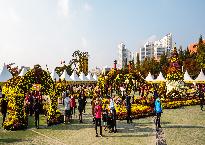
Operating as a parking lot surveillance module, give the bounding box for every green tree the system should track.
[159,53,169,77]
[135,53,140,71]
[55,64,73,76]
[149,57,160,78]
[196,35,205,70]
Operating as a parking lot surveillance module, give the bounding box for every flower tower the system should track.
[166,47,184,94]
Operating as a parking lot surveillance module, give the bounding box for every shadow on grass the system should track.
[164,125,205,129]
[104,133,155,138]
[0,138,22,143]
[47,118,94,130]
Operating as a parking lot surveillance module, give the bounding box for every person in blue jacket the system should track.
[154,96,162,129]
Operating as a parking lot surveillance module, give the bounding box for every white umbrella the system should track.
[51,70,60,81]
[60,70,72,81]
[195,69,205,83]
[19,68,28,77]
[79,72,89,81]
[154,72,166,83]
[145,72,154,82]
[183,70,193,83]
[0,65,13,82]
[87,73,96,82]
[93,74,98,81]
[70,71,81,82]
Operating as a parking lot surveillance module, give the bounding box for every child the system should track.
[102,105,108,131]
[107,111,114,133]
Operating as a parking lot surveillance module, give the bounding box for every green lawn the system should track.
[161,105,205,145]
[0,102,205,145]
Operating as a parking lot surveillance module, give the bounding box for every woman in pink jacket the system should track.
[95,100,102,137]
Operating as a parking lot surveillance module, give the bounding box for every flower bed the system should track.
[162,97,200,109]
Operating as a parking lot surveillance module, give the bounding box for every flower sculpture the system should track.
[2,65,62,130]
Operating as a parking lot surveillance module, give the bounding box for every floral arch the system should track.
[2,65,61,130]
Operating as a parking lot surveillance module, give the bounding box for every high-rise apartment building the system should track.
[118,42,133,69]
[139,33,172,61]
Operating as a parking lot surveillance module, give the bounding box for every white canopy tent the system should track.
[93,74,98,81]
[0,65,13,82]
[70,71,81,82]
[19,68,28,77]
[194,69,205,83]
[51,70,60,81]
[145,72,154,82]
[154,72,166,83]
[60,70,72,81]
[79,72,89,82]
[183,70,194,83]
[87,73,96,82]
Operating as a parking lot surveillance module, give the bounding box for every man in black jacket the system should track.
[198,84,204,111]
[1,94,8,126]
[126,95,132,124]
[33,99,40,129]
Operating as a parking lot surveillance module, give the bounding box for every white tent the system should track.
[195,69,205,83]
[60,70,72,81]
[93,74,98,81]
[51,70,60,81]
[154,72,166,82]
[145,72,154,82]
[183,70,194,83]
[0,65,13,82]
[79,72,89,81]
[70,71,81,82]
[19,68,28,77]
[87,73,96,82]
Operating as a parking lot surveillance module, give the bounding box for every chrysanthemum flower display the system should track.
[166,47,183,81]
[2,65,62,130]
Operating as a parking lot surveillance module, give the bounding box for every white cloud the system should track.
[83,2,92,12]
[57,0,70,17]
[145,35,157,43]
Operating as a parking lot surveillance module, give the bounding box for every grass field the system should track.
[161,105,205,145]
[0,100,205,145]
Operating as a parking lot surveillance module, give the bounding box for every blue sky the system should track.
[0,0,205,71]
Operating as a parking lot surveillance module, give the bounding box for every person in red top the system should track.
[95,100,102,137]
[70,95,76,118]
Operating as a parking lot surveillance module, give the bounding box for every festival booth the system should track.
[70,71,81,84]
[19,67,28,77]
[0,65,13,83]
[183,70,194,83]
[153,72,166,83]
[145,72,154,83]
[60,70,72,82]
[93,73,98,81]
[86,73,96,82]
[194,69,205,83]
[79,72,89,83]
[51,70,60,82]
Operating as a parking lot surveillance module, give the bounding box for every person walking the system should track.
[198,84,204,111]
[83,93,87,113]
[33,98,40,129]
[109,97,117,132]
[154,96,162,130]
[78,94,84,123]
[126,95,132,124]
[1,94,8,126]
[64,95,71,123]
[70,95,76,117]
[95,100,102,137]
